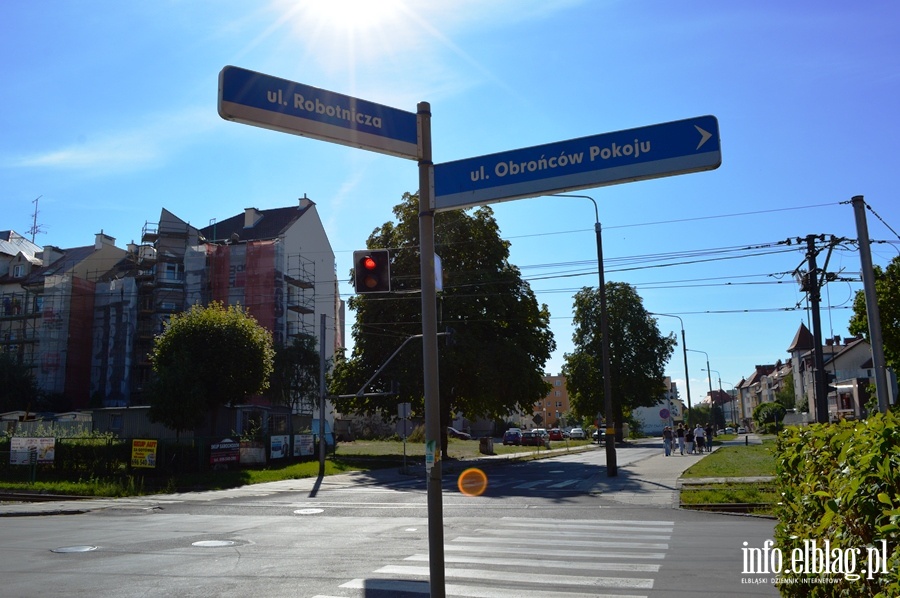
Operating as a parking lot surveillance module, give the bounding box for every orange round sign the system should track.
[457,467,488,497]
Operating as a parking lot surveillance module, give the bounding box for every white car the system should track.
[568,427,586,440]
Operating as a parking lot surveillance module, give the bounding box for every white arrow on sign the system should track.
[695,125,713,150]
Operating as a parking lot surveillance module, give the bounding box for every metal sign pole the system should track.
[417,101,445,598]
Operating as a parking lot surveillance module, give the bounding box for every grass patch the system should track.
[680,483,778,505]
[679,439,778,515]
[680,440,776,478]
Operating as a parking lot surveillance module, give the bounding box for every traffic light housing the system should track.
[353,249,391,293]
[825,371,837,395]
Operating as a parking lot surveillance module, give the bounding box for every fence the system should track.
[0,434,325,482]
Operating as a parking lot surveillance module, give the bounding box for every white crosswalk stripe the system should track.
[325,516,675,597]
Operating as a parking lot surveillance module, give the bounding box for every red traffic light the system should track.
[353,249,391,293]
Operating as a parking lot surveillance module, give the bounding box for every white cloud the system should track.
[11,106,217,174]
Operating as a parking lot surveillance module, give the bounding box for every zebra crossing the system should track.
[312,516,674,597]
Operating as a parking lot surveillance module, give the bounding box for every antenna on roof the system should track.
[27,195,47,243]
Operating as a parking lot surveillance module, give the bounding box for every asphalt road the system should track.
[0,444,779,597]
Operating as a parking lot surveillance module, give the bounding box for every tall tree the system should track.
[849,255,900,372]
[563,283,676,439]
[269,335,321,416]
[0,351,40,413]
[148,302,274,435]
[330,192,555,455]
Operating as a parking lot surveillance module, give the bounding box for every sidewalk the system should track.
[585,439,712,508]
[0,435,768,516]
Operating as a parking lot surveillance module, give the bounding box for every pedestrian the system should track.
[705,423,714,452]
[685,427,695,454]
[662,426,673,456]
[694,423,706,453]
[676,423,686,455]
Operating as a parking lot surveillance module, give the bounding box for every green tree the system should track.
[774,372,797,410]
[849,255,900,372]
[0,352,40,413]
[562,283,676,440]
[269,335,321,415]
[330,192,555,455]
[148,302,275,435]
[753,401,786,432]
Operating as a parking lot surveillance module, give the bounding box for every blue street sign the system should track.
[218,66,419,160]
[433,115,721,211]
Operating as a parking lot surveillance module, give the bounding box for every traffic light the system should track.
[353,249,391,293]
[825,372,837,395]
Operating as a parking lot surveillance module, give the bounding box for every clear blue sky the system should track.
[3,1,898,407]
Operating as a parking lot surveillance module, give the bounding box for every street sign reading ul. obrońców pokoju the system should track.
[218,65,419,160]
[433,115,721,211]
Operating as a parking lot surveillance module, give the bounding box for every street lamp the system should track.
[554,193,616,477]
[651,313,693,427]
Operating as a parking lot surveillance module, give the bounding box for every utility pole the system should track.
[805,235,830,423]
[851,196,890,413]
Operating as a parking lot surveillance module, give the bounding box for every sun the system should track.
[278,0,408,34]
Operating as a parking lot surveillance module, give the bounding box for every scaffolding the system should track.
[285,252,315,342]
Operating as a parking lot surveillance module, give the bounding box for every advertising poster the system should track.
[10,437,55,465]
[294,434,314,457]
[270,435,289,459]
[131,439,158,468]
[210,438,240,465]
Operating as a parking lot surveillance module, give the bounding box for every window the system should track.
[160,262,184,282]
[109,414,123,433]
[13,264,25,278]
[554,380,562,386]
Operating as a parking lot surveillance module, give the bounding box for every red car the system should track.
[548,428,564,441]
[521,431,549,448]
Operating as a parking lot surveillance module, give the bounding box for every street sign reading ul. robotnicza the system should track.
[433,115,721,211]
[218,65,419,160]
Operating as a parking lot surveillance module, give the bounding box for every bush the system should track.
[774,413,900,597]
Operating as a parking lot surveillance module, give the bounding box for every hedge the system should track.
[774,412,900,597]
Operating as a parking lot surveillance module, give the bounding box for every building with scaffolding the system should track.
[3,198,341,437]
[0,231,127,410]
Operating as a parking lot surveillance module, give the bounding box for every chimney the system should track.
[244,207,263,228]
[95,231,116,249]
[298,195,313,210]
[40,245,64,266]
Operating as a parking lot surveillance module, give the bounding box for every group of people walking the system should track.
[662,423,714,456]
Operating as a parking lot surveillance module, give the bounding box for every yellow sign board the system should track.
[131,439,158,468]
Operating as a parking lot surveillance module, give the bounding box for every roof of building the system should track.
[0,230,41,261]
[786,322,815,353]
[199,201,315,243]
[744,364,777,387]
[21,245,96,285]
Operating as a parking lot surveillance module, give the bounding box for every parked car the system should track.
[548,428,564,441]
[502,428,522,445]
[533,428,549,440]
[568,427,586,440]
[737,426,747,434]
[521,431,549,448]
[447,426,472,440]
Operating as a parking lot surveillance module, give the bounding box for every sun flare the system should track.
[287,0,408,34]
